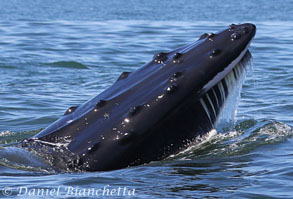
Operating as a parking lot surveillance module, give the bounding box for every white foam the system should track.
[169,129,242,159]
[0,131,15,137]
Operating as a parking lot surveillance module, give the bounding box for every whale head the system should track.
[21,23,256,171]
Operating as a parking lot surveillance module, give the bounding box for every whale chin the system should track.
[20,23,256,172]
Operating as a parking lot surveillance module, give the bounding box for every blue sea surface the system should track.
[1,1,293,198]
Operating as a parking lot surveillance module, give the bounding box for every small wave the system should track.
[0,64,18,69]
[167,129,242,161]
[46,61,89,69]
[0,130,55,173]
[0,147,55,173]
[0,129,42,147]
[169,120,293,160]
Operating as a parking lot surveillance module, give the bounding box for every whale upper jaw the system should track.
[20,23,256,171]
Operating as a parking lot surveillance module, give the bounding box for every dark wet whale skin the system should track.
[20,23,256,171]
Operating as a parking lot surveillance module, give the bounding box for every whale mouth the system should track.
[199,50,252,127]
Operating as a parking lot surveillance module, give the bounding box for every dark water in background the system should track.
[1,0,293,198]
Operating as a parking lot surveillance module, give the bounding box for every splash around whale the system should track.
[19,23,256,172]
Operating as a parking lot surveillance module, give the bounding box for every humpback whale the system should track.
[19,23,256,171]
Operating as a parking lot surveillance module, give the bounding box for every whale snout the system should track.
[229,23,256,41]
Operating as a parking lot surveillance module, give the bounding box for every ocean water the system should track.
[1,1,293,198]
